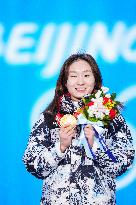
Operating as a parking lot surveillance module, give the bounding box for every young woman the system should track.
[23,53,135,205]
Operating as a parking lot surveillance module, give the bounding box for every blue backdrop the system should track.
[0,0,136,204]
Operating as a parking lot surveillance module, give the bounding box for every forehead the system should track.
[68,60,92,72]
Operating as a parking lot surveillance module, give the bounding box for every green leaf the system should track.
[83,106,89,118]
[82,97,86,104]
[111,93,116,100]
[88,117,98,122]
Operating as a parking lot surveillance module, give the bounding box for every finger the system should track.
[60,124,75,133]
[84,124,92,129]
[62,123,75,129]
[66,129,76,136]
[84,129,92,135]
[84,129,94,134]
[63,125,76,134]
[59,128,66,135]
[84,127,94,134]
[84,132,95,140]
[84,126,93,131]
[60,128,76,139]
[60,124,70,132]
[67,132,76,139]
[64,127,75,135]
[63,123,72,128]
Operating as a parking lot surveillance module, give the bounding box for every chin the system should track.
[76,94,85,99]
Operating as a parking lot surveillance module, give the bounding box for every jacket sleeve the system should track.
[22,113,66,179]
[94,114,135,178]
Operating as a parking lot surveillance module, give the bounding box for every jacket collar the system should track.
[59,93,84,115]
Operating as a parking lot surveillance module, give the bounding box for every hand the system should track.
[84,124,95,147]
[59,124,76,153]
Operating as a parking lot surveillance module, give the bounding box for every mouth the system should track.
[75,88,86,92]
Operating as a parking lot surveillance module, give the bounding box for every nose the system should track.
[77,76,85,85]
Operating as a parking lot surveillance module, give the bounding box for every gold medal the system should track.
[60,114,77,127]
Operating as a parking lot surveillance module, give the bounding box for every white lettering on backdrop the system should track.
[0,22,136,77]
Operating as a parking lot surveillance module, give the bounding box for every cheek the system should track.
[86,80,95,92]
[86,79,95,87]
[66,81,74,92]
[66,79,76,87]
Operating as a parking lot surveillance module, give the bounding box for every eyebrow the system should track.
[69,70,92,73]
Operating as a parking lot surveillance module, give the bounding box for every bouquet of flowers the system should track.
[55,87,121,162]
[75,86,121,126]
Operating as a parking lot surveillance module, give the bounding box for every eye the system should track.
[70,75,77,78]
[84,74,90,77]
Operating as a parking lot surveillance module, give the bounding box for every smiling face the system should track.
[66,60,95,101]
